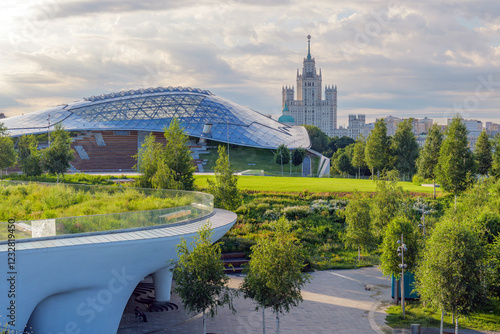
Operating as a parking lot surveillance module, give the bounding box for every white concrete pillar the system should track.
[153,266,174,302]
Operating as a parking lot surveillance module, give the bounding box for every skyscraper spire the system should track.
[307,35,311,60]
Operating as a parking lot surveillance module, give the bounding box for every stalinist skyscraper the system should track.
[281,35,337,136]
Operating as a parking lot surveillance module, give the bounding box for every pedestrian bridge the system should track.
[0,182,236,334]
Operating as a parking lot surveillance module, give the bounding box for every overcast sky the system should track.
[1,0,499,127]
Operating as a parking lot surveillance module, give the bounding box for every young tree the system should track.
[18,135,42,177]
[42,123,74,182]
[343,194,374,261]
[392,119,419,180]
[0,123,17,178]
[274,144,290,175]
[370,171,408,238]
[134,132,163,188]
[416,124,443,198]
[380,215,420,278]
[164,118,196,190]
[174,222,235,334]
[240,216,311,334]
[334,152,351,177]
[435,115,475,208]
[207,145,241,211]
[474,130,492,176]
[492,134,500,178]
[291,148,306,166]
[352,135,367,178]
[365,119,390,178]
[415,218,486,334]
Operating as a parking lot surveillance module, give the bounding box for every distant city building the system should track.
[281,35,337,136]
[448,118,483,150]
[486,121,500,136]
[0,112,5,119]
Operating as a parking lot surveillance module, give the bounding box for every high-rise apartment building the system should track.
[281,36,337,136]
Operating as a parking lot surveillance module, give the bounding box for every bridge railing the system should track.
[0,181,214,243]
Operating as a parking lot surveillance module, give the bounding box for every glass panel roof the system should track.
[2,87,310,149]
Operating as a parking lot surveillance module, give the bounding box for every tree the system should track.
[291,148,306,166]
[304,125,328,153]
[174,222,235,334]
[380,215,420,278]
[435,115,475,208]
[240,216,310,334]
[352,135,367,178]
[0,123,17,178]
[334,152,351,177]
[207,145,241,211]
[18,135,42,177]
[343,194,374,261]
[370,171,408,238]
[274,144,290,175]
[492,134,500,178]
[475,130,492,176]
[415,218,486,333]
[392,119,419,180]
[41,123,74,182]
[416,124,443,198]
[365,119,390,178]
[164,118,196,190]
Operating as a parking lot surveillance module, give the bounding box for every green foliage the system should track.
[207,145,241,211]
[240,216,311,316]
[134,118,195,190]
[342,193,374,252]
[415,218,486,317]
[416,123,443,180]
[18,135,42,176]
[370,172,409,237]
[380,215,420,278]
[164,118,196,190]
[435,115,475,197]
[334,152,351,176]
[486,237,500,298]
[41,123,74,179]
[274,144,290,165]
[174,223,235,322]
[0,122,17,174]
[365,119,391,176]
[391,119,419,177]
[292,148,306,166]
[134,133,163,188]
[352,135,367,176]
[475,130,492,175]
[304,125,328,153]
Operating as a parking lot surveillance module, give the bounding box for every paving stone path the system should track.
[118,266,394,334]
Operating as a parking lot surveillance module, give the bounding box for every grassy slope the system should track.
[195,175,441,194]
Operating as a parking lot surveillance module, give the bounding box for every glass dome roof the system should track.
[3,87,310,149]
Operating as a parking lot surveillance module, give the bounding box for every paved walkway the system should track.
[118,266,394,334]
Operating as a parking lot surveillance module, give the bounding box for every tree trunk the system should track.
[262,308,266,334]
[57,173,60,183]
[433,178,436,200]
[358,246,360,262]
[455,316,458,334]
[454,195,457,211]
[452,312,454,325]
[203,309,206,334]
[276,314,280,334]
[440,310,444,334]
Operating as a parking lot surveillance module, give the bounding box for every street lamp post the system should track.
[397,234,407,319]
[418,210,427,241]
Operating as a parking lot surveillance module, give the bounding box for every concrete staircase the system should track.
[221,252,249,274]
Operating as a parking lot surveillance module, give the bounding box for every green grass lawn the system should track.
[195,175,442,194]
[386,299,500,331]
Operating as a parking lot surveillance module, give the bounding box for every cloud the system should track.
[1,0,500,125]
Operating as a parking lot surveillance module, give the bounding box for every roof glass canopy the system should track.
[3,86,310,149]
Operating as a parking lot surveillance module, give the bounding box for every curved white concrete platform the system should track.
[0,209,236,334]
